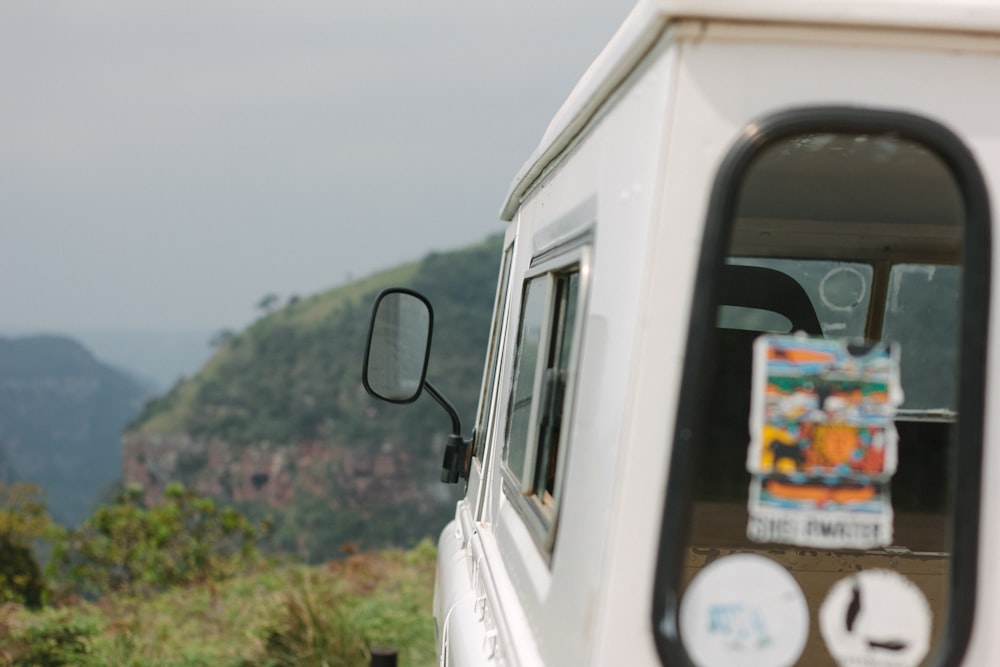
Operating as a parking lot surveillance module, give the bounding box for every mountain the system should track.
[0,335,153,525]
[124,234,504,560]
[0,328,217,395]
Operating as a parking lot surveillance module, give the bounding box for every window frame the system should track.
[500,241,591,555]
[472,241,515,463]
[652,107,991,666]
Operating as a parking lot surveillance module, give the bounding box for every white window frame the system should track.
[500,241,591,554]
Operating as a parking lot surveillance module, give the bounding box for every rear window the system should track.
[654,110,989,667]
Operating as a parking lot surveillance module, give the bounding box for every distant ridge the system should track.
[0,334,152,524]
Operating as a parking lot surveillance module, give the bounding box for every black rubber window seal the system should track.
[651,106,991,667]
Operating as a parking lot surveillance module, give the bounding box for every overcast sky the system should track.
[0,1,634,334]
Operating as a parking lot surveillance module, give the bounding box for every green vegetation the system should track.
[0,543,436,667]
[49,483,261,600]
[257,543,436,667]
[0,482,437,666]
[239,492,452,565]
[0,483,50,609]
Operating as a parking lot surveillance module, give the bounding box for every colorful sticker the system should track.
[819,570,932,667]
[680,553,809,667]
[746,335,902,549]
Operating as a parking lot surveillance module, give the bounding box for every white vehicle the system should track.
[363,0,1000,665]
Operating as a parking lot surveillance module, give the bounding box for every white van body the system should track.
[429,1,1000,665]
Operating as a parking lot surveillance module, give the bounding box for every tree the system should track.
[210,329,236,349]
[257,293,280,313]
[0,482,52,607]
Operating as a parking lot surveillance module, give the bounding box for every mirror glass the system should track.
[364,290,432,402]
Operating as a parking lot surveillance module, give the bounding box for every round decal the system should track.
[680,553,809,667]
[819,265,868,312]
[819,569,932,667]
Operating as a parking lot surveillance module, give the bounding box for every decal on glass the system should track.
[819,570,932,667]
[745,335,902,549]
[680,553,809,667]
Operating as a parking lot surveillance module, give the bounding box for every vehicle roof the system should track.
[500,0,1000,220]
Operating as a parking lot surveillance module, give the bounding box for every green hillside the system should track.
[126,234,504,557]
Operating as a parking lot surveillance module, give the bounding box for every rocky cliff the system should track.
[121,432,454,560]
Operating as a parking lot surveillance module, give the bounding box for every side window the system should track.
[654,111,989,667]
[503,257,585,546]
[531,272,579,507]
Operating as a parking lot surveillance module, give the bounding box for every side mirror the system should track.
[362,287,471,485]
[363,289,433,403]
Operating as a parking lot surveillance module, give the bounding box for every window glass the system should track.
[656,119,986,667]
[532,272,579,504]
[504,278,547,480]
[883,264,961,412]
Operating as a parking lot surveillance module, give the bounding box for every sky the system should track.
[0,0,635,335]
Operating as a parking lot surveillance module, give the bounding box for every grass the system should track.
[0,541,437,667]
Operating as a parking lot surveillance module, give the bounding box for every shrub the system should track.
[0,611,100,667]
[0,539,44,609]
[257,570,367,667]
[0,483,51,608]
[49,483,261,599]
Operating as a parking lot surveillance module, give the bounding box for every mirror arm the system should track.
[423,380,462,435]
[423,380,470,484]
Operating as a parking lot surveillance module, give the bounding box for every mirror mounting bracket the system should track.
[440,434,471,484]
[424,381,470,484]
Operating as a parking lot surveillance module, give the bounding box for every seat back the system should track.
[700,265,822,501]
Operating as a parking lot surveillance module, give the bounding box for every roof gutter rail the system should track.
[500,1,669,221]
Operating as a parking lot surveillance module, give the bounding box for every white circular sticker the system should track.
[819,569,932,667]
[680,553,809,667]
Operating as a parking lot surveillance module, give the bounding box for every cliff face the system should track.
[121,432,457,561]
[121,434,439,513]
